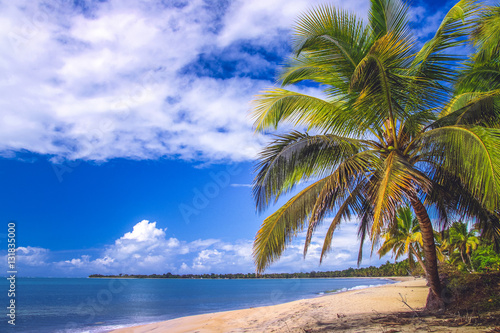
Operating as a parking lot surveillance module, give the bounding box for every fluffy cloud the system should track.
[15,246,50,267]
[2,0,449,164]
[0,219,391,277]
[97,220,187,272]
[2,0,373,163]
[216,0,372,48]
[121,220,167,242]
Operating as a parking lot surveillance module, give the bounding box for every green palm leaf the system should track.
[419,126,500,209]
[472,4,500,62]
[369,152,430,237]
[320,181,372,263]
[369,0,410,38]
[252,88,354,134]
[435,90,500,127]
[253,131,366,211]
[410,0,478,108]
[304,152,379,255]
[412,0,478,82]
[293,5,370,66]
[253,178,329,273]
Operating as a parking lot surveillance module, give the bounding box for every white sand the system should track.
[110,277,441,332]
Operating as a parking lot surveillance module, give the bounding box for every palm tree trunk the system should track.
[467,252,475,272]
[460,250,468,269]
[410,244,427,276]
[409,195,443,309]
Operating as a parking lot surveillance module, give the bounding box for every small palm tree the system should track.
[378,206,427,275]
[443,222,480,271]
[250,0,500,309]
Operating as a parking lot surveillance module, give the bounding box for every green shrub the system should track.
[471,244,500,272]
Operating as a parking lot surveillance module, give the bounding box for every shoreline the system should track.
[109,276,425,333]
[89,276,412,280]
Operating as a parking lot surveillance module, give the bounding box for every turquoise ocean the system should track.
[0,277,393,332]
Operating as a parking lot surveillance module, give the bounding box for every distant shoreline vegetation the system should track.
[89,260,412,279]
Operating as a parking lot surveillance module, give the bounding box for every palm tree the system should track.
[378,206,427,275]
[443,221,480,271]
[250,0,500,309]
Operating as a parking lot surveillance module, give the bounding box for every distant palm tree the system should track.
[250,0,500,309]
[378,206,427,275]
[443,222,480,271]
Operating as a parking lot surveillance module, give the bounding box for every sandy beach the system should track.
[110,277,498,332]
[109,277,472,333]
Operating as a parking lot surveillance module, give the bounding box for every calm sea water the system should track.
[0,277,393,332]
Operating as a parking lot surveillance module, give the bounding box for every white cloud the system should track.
[15,246,50,266]
[409,8,445,41]
[94,256,115,266]
[190,240,254,272]
[192,249,224,270]
[230,183,252,188]
[0,0,373,163]
[64,255,92,268]
[189,238,220,249]
[103,220,188,268]
[121,220,166,242]
[217,0,369,47]
[0,0,459,165]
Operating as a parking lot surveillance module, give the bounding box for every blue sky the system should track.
[0,0,462,277]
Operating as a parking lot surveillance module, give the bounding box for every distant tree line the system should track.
[89,260,412,279]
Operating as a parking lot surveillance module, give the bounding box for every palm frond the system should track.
[369,0,410,38]
[251,88,359,134]
[253,178,329,273]
[412,0,478,83]
[408,0,478,111]
[350,32,416,140]
[369,152,430,237]
[471,4,500,62]
[253,131,366,211]
[456,61,500,93]
[426,161,492,225]
[419,126,500,211]
[320,192,374,263]
[293,5,371,67]
[278,58,349,94]
[304,151,380,254]
[434,89,500,127]
[475,209,500,251]
[357,199,375,265]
